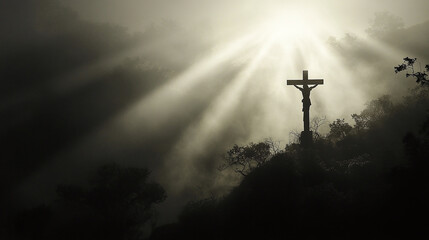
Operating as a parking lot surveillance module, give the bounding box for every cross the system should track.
[287,70,324,147]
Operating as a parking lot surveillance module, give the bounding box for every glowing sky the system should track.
[61,0,429,32]
[55,0,428,146]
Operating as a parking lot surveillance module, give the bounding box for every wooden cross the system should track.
[287,70,324,147]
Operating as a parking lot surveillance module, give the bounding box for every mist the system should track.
[2,0,429,229]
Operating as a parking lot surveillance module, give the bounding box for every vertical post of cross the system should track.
[302,70,310,133]
[287,70,324,148]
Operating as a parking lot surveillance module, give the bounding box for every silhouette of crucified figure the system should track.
[287,70,324,148]
[294,84,319,112]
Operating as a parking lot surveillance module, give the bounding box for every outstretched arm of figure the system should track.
[309,84,319,90]
[294,85,304,91]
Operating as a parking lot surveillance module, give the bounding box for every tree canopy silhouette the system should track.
[151,86,429,240]
[218,139,280,177]
[12,163,166,240]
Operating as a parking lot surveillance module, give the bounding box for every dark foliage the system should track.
[218,140,277,177]
[11,163,166,240]
[395,57,429,85]
[394,63,407,73]
[327,118,352,141]
[151,88,429,240]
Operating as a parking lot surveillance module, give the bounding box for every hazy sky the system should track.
[61,0,429,33]
[3,0,429,224]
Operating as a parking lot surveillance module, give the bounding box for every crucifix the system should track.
[287,70,324,147]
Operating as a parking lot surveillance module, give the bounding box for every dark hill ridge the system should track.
[151,88,429,239]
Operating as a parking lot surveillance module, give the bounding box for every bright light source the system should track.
[255,6,327,43]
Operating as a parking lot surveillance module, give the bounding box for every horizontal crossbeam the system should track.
[287,79,324,85]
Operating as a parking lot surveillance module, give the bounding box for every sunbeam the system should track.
[117,32,260,133]
[27,31,261,176]
[161,36,277,193]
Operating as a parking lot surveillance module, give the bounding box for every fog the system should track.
[2,0,429,224]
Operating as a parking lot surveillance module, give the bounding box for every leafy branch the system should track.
[395,57,429,85]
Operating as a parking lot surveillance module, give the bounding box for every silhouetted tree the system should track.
[53,163,166,240]
[218,139,280,177]
[12,163,167,240]
[150,66,429,239]
[311,116,328,140]
[152,85,429,239]
[328,118,352,142]
[351,95,393,132]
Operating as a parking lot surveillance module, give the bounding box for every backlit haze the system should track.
[5,0,429,223]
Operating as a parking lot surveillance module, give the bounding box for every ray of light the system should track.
[33,32,260,166]
[248,23,372,137]
[307,40,368,121]
[261,34,333,137]
[161,36,277,193]
[51,27,213,95]
[117,32,260,133]
[222,16,342,140]
[13,32,264,199]
[1,31,184,112]
[243,48,292,142]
